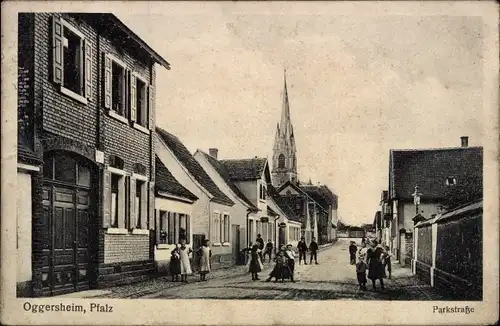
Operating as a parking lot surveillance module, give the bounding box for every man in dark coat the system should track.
[309,237,319,264]
[297,237,308,265]
[349,241,358,265]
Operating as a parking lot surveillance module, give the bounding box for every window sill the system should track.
[212,242,222,247]
[157,244,174,249]
[133,123,150,135]
[222,242,230,247]
[108,110,129,125]
[60,86,88,105]
[106,228,128,235]
[132,229,149,235]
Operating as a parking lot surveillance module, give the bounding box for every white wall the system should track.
[17,171,32,283]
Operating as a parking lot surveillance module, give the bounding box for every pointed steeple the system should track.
[280,69,293,138]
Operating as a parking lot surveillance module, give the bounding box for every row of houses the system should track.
[373,136,483,299]
[16,13,338,297]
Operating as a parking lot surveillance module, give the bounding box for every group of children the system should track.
[349,238,392,291]
[169,238,212,283]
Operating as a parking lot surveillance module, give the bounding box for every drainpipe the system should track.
[273,215,280,253]
[246,209,252,249]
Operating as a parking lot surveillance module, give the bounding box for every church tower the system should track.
[272,70,298,187]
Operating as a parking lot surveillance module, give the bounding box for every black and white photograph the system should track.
[1,1,498,325]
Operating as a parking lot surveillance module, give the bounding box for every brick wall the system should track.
[104,234,150,264]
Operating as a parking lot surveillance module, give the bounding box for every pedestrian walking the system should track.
[381,245,392,279]
[361,237,366,245]
[285,244,296,282]
[309,237,319,264]
[355,255,368,291]
[297,237,308,265]
[249,244,263,281]
[264,239,273,263]
[349,241,357,265]
[256,234,265,261]
[169,245,181,282]
[367,240,385,291]
[178,238,193,283]
[197,239,211,281]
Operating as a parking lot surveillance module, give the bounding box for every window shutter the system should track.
[84,39,92,99]
[148,181,155,230]
[155,210,161,244]
[140,182,148,229]
[148,85,154,130]
[101,169,111,228]
[129,176,136,229]
[52,16,63,84]
[186,215,191,244]
[130,74,137,122]
[104,54,112,109]
[117,175,126,229]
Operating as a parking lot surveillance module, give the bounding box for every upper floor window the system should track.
[446,176,457,186]
[259,183,266,201]
[52,17,92,104]
[278,154,286,168]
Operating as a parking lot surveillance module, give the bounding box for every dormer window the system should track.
[259,183,266,201]
[446,177,457,186]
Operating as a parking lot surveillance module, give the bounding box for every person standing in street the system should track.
[249,244,263,281]
[178,238,193,283]
[309,237,319,264]
[264,239,273,263]
[355,255,368,291]
[169,244,181,282]
[349,241,358,265]
[367,240,386,291]
[381,245,392,279]
[297,237,308,265]
[285,244,296,282]
[197,239,211,282]
[256,234,265,261]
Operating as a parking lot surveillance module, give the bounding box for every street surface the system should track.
[60,238,449,300]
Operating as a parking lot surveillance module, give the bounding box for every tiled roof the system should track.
[156,128,234,206]
[389,146,483,201]
[301,184,338,209]
[277,181,326,212]
[197,150,258,211]
[219,158,267,181]
[155,156,198,202]
[267,184,300,222]
[17,139,41,166]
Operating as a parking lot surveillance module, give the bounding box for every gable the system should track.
[279,185,301,196]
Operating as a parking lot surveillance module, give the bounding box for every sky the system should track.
[117,4,485,226]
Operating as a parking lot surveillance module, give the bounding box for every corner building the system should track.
[17,13,170,296]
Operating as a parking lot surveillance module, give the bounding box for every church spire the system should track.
[280,69,293,139]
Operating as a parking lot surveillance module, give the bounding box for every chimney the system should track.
[460,136,469,148]
[209,148,218,159]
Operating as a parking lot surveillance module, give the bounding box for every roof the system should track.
[301,184,338,209]
[416,200,482,227]
[219,158,268,181]
[71,13,170,69]
[156,127,234,206]
[18,139,41,166]
[197,150,258,211]
[155,156,198,202]
[389,146,483,201]
[277,181,326,212]
[267,184,300,222]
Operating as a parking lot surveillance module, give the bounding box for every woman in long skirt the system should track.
[249,244,262,280]
[197,239,211,281]
[367,240,386,290]
[178,238,193,283]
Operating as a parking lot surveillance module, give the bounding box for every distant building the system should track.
[387,137,483,266]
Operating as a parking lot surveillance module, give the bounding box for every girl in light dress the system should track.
[197,239,212,281]
[178,238,193,283]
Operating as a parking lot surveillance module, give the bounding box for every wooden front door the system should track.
[41,152,95,296]
[231,225,240,264]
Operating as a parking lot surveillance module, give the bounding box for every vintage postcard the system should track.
[1,1,498,325]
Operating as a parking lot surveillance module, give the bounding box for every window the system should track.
[112,61,126,116]
[158,212,190,245]
[52,17,91,103]
[102,157,126,229]
[278,154,286,168]
[259,183,266,201]
[110,174,121,227]
[222,214,230,243]
[446,177,457,186]
[136,78,147,126]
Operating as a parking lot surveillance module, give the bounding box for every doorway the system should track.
[40,152,97,295]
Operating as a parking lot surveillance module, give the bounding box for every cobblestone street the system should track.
[59,239,449,300]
